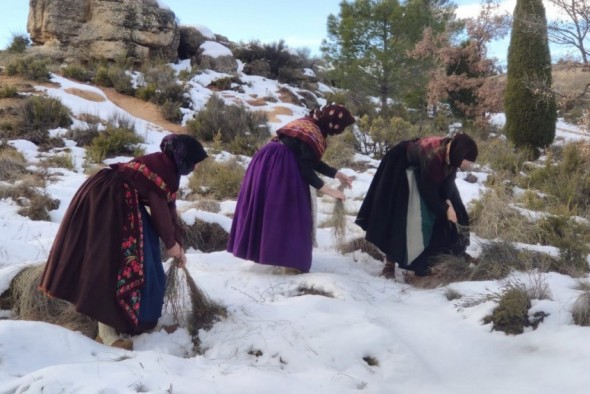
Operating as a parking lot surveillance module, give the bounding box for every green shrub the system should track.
[186,94,270,155]
[94,66,113,87]
[86,127,144,163]
[477,137,532,175]
[322,131,356,169]
[160,100,183,123]
[483,285,531,335]
[62,64,93,83]
[108,66,134,95]
[6,33,30,53]
[136,84,157,101]
[41,153,75,171]
[0,86,18,99]
[64,125,101,147]
[523,143,590,215]
[6,58,50,82]
[17,96,72,144]
[188,158,245,200]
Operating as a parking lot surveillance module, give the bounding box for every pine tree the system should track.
[504,0,556,152]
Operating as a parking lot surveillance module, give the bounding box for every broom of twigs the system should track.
[164,258,226,336]
[332,183,348,248]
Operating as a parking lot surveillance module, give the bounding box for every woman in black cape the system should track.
[355,133,478,278]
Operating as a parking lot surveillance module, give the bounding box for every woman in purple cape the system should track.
[227,104,355,274]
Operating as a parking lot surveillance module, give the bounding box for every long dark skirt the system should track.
[40,169,165,334]
[227,140,313,272]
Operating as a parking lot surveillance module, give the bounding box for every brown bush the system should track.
[182,219,229,253]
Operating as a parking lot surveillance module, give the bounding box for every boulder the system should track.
[27,0,180,62]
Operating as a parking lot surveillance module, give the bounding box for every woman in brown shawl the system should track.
[40,134,207,349]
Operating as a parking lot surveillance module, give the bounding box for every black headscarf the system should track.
[311,103,355,136]
[449,133,478,168]
[160,134,208,175]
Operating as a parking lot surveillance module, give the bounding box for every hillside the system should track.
[1,44,590,394]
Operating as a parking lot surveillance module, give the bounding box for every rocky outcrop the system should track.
[27,0,180,62]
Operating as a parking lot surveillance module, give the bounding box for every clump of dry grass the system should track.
[571,292,590,326]
[337,237,384,262]
[443,288,463,301]
[470,187,530,242]
[0,180,60,221]
[413,241,559,289]
[6,264,97,338]
[164,261,226,336]
[296,285,335,298]
[0,145,28,181]
[181,219,229,253]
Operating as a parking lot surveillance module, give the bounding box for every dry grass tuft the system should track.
[296,285,335,298]
[0,180,60,221]
[181,219,229,253]
[164,262,226,336]
[470,188,530,242]
[7,264,97,338]
[337,237,384,262]
[443,288,463,301]
[0,145,28,181]
[571,292,590,326]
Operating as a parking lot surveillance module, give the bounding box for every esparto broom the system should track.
[163,258,225,336]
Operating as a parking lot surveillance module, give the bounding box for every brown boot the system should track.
[380,259,396,280]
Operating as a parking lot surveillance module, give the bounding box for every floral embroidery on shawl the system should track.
[276,118,327,160]
[116,183,144,327]
[123,161,176,202]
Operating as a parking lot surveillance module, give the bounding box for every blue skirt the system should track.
[138,205,166,327]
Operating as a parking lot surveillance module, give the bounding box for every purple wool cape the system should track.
[227,140,313,272]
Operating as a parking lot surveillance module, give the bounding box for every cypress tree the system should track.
[504,0,556,152]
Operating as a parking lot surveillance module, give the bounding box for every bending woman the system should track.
[40,134,207,349]
[355,133,478,278]
[227,104,355,274]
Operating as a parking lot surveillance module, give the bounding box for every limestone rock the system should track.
[27,0,180,62]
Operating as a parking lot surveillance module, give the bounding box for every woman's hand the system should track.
[167,242,186,268]
[446,199,457,224]
[320,184,346,201]
[335,171,355,189]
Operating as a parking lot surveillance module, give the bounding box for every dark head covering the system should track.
[160,134,208,175]
[449,133,478,167]
[312,104,355,136]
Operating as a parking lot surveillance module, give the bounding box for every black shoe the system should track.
[413,267,432,277]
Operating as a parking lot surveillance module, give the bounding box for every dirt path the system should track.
[96,87,185,133]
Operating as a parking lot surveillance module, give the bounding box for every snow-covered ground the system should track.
[1,60,590,394]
